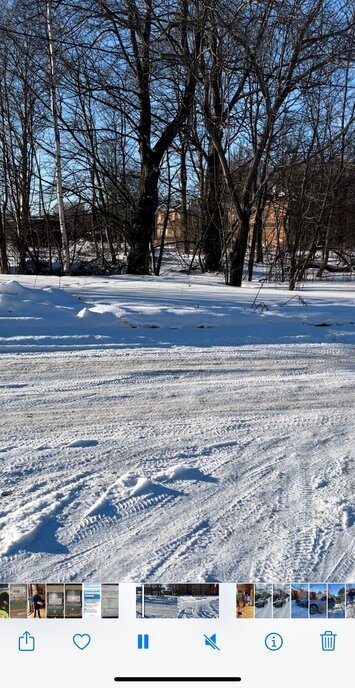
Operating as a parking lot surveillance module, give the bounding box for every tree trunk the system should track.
[16,211,27,273]
[126,155,159,275]
[256,218,264,263]
[46,0,70,274]
[288,250,298,291]
[248,213,262,281]
[229,214,250,287]
[155,151,172,276]
[203,142,223,271]
[180,138,189,255]
[0,209,9,273]
[155,211,168,277]
[316,217,332,278]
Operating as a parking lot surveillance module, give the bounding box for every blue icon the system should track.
[138,634,149,650]
[73,633,91,650]
[18,631,35,652]
[321,631,337,652]
[204,633,220,651]
[265,632,283,651]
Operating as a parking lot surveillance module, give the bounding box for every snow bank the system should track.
[0,280,81,317]
[0,279,231,329]
[0,276,354,352]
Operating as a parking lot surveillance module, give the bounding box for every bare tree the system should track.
[45,0,70,273]
[202,0,354,285]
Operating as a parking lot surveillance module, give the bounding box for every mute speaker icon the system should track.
[204,633,220,650]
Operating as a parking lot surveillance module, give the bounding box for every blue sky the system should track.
[329,584,345,596]
[310,584,327,595]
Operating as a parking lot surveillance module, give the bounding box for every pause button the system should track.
[138,634,149,650]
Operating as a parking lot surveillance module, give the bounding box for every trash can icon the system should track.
[321,631,336,652]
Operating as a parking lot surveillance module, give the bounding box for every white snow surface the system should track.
[273,601,291,619]
[0,272,354,582]
[328,603,345,619]
[291,601,309,619]
[142,595,178,619]
[255,600,273,619]
[346,602,355,618]
[0,273,354,351]
[177,595,219,618]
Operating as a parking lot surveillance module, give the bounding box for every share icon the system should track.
[204,633,220,651]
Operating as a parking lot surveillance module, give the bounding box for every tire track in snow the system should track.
[0,343,354,581]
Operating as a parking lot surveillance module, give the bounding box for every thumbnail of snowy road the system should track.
[0,274,354,582]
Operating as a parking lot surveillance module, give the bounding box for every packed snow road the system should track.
[0,343,354,582]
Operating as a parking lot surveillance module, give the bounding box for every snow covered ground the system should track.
[0,272,354,582]
[0,273,354,352]
[142,595,177,619]
[273,600,291,619]
[328,603,345,619]
[291,601,309,619]
[177,595,219,618]
[255,600,273,618]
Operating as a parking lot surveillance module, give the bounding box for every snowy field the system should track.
[0,272,354,582]
[142,595,177,619]
[177,595,219,618]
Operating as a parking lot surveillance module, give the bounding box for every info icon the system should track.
[265,632,283,652]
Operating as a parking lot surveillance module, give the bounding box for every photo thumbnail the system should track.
[254,584,273,619]
[291,584,309,619]
[309,584,328,618]
[137,584,219,619]
[236,584,254,619]
[0,584,9,619]
[346,585,355,618]
[273,585,291,619]
[47,584,64,619]
[328,584,346,619]
[9,584,27,619]
[28,584,46,619]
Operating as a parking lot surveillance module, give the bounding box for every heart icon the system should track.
[73,633,91,650]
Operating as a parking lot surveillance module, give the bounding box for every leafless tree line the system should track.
[0,0,354,287]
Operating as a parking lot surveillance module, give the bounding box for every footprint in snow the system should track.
[68,439,99,448]
[118,473,182,497]
[86,473,183,518]
[341,506,355,529]
[156,463,219,484]
[315,479,329,489]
